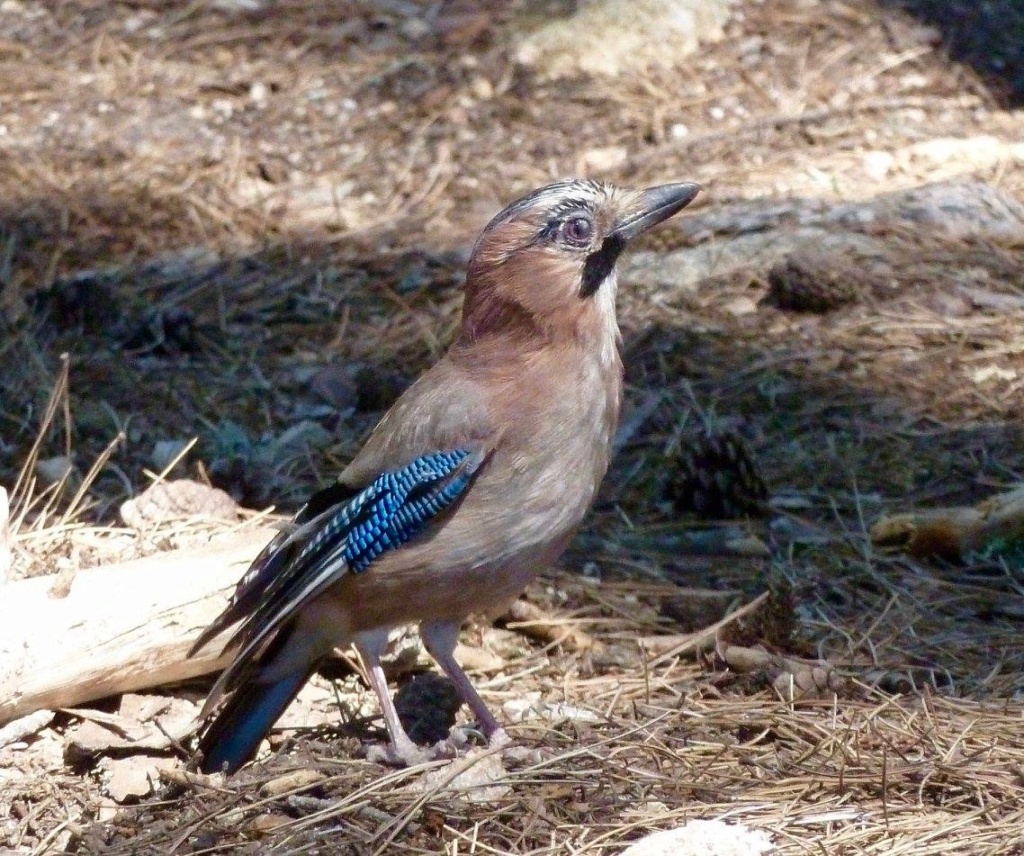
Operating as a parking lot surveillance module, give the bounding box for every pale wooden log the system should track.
[0,526,277,726]
[0,487,10,586]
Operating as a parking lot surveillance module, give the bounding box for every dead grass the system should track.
[3,0,1024,853]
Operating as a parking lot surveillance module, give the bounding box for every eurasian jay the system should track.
[190,178,701,773]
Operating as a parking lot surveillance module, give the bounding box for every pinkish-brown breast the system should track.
[326,330,623,631]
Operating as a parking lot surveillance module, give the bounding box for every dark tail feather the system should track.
[197,667,313,774]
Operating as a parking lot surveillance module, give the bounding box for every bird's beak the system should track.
[612,182,702,240]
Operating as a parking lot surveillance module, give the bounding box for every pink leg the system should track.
[419,620,509,746]
[354,630,428,765]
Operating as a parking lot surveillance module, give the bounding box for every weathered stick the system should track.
[0,526,276,726]
[0,487,10,586]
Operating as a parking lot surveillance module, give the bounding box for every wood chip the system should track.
[259,769,326,798]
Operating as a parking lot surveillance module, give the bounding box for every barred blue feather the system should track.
[302,449,473,574]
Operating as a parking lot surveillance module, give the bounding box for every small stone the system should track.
[36,456,75,487]
[516,0,735,80]
[260,770,326,798]
[249,81,269,104]
[469,76,494,101]
[151,439,191,474]
[862,150,895,180]
[722,296,758,316]
[619,819,774,855]
[411,750,511,804]
[246,814,291,834]
[0,710,54,748]
[100,755,178,802]
[399,17,431,40]
[580,146,628,174]
[120,479,238,528]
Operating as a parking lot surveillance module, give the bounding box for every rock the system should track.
[652,179,1024,249]
[410,750,511,804]
[120,479,238,528]
[516,0,736,80]
[829,178,1024,240]
[259,769,326,799]
[625,181,1024,306]
[99,754,178,802]
[579,145,629,174]
[625,229,881,297]
[502,696,602,726]
[619,820,774,855]
[35,456,75,488]
[64,696,198,762]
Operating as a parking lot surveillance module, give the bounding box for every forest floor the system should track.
[2,1,1024,853]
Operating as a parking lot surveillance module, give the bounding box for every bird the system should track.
[189,177,701,774]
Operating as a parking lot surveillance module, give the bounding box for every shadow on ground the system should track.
[883,0,1024,104]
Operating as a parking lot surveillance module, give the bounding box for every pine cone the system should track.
[395,672,461,745]
[667,428,769,519]
[764,251,861,313]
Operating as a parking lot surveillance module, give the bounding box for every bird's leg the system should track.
[420,620,511,749]
[353,630,430,766]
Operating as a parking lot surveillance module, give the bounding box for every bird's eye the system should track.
[560,215,594,247]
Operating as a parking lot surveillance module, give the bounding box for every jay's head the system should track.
[462,179,700,345]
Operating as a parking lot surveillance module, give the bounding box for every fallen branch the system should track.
[0,526,276,726]
[0,487,9,586]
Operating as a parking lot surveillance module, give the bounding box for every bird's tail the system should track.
[197,666,313,774]
[197,636,317,776]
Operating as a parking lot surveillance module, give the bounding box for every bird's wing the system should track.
[192,356,496,658]
[192,447,487,708]
[189,479,362,657]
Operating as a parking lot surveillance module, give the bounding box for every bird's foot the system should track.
[366,731,468,767]
[366,727,514,767]
[365,738,436,767]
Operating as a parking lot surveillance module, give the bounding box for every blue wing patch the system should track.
[301,449,474,574]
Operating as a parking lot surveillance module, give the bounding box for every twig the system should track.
[645,591,769,668]
[502,599,602,652]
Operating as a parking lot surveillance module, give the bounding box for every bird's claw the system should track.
[486,727,512,750]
